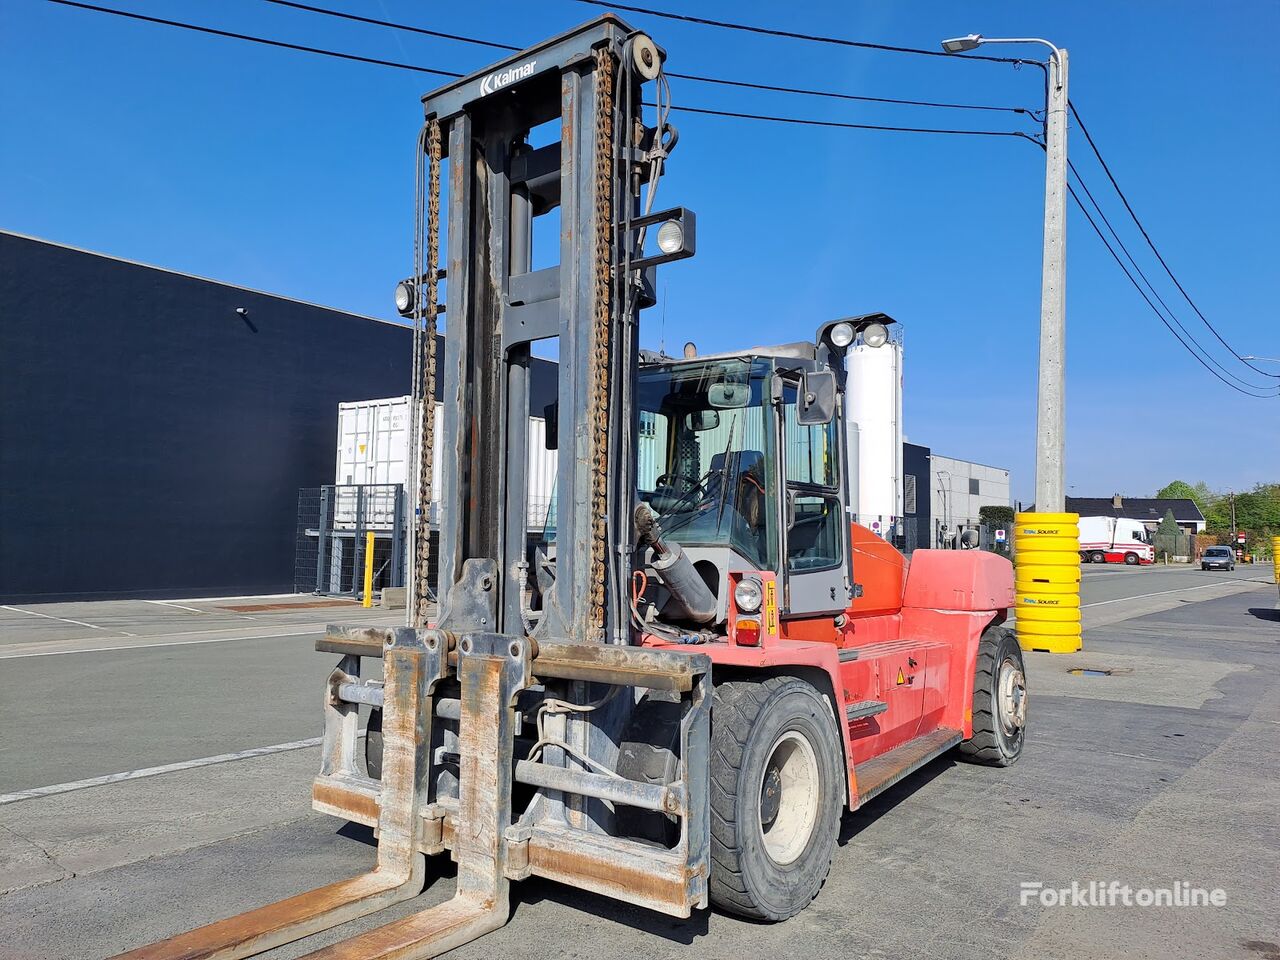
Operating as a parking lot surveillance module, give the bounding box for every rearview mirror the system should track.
[708,381,750,409]
[685,410,720,431]
[797,370,837,424]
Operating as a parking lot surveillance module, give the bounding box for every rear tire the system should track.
[709,677,843,921]
[959,626,1026,767]
[1090,551,1106,564]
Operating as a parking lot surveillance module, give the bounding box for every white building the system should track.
[930,454,1012,547]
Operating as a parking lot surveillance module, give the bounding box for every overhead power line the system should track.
[1069,101,1278,379]
[44,0,463,77]
[660,103,1038,140]
[261,0,518,52]
[1067,181,1279,399]
[1068,160,1275,392]
[260,0,1033,117]
[44,0,1269,397]
[573,0,1039,66]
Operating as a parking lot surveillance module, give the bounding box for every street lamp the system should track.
[942,33,1069,513]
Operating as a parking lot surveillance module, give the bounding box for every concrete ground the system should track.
[1,567,1277,960]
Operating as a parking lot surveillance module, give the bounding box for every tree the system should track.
[979,506,1015,555]
[1156,480,1203,507]
[979,505,1015,529]
[1154,508,1183,561]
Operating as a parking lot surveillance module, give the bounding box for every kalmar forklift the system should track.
[116,15,1026,960]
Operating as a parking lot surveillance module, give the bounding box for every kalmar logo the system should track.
[480,60,537,96]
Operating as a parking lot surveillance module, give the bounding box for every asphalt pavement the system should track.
[1,567,1276,960]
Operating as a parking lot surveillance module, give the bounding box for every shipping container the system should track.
[335,396,554,531]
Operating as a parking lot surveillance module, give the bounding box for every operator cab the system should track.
[632,315,893,631]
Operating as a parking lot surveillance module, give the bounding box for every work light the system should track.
[862,322,889,348]
[828,322,855,348]
[394,280,415,317]
[734,576,763,613]
[656,219,685,255]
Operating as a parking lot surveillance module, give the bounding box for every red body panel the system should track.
[644,550,1013,809]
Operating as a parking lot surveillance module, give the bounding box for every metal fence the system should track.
[295,484,408,597]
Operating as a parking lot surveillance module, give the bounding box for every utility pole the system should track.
[942,35,1069,511]
[1036,49,1069,512]
[1230,491,1237,544]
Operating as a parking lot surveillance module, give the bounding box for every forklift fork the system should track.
[112,628,448,960]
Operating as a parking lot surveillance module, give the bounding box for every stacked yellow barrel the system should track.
[1272,536,1280,597]
[1013,512,1082,654]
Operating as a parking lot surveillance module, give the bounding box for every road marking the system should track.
[142,599,207,614]
[0,604,137,637]
[0,737,325,805]
[1082,580,1263,608]
[0,627,338,660]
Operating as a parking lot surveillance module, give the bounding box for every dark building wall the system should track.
[0,232,418,601]
[902,442,932,552]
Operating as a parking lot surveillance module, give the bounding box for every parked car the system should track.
[1201,546,1236,571]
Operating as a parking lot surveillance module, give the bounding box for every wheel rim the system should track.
[997,657,1027,736]
[758,731,820,866]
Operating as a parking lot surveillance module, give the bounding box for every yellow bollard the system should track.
[1014,511,1081,654]
[362,531,376,608]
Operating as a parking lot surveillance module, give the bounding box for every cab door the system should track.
[777,376,851,616]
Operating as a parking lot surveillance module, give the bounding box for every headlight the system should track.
[656,220,685,254]
[861,321,888,348]
[734,576,763,613]
[394,280,415,317]
[828,322,854,348]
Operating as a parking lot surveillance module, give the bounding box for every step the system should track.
[854,727,963,805]
[844,700,888,721]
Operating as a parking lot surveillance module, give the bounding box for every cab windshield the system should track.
[636,358,775,569]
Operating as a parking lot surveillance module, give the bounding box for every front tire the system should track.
[959,626,1027,767]
[709,677,843,921]
[1124,552,1139,565]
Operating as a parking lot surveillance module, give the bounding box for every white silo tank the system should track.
[844,337,903,536]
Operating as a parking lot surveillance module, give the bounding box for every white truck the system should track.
[1078,515,1155,565]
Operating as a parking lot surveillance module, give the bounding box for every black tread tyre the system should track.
[1090,551,1106,564]
[365,707,384,780]
[958,626,1027,767]
[1124,552,1139,565]
[708,676,843,921]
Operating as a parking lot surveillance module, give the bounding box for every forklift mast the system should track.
[416,15,685,648]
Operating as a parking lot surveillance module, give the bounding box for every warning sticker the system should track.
[764,579,778,636]
[896,667,906,686]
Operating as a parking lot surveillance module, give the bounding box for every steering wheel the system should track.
[654,473,708,507]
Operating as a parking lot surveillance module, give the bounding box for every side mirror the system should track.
[685,409,720,431]
[797,369,837,424]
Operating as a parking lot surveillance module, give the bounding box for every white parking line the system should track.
[142,599,207,614]
[0,627,340,659]
[1082,580,1257,608]
[0,737,325,805]
[0,604,137,637]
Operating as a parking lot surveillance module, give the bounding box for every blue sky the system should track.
[3,0,1277,502]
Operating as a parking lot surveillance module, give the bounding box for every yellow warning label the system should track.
[358,443,367,454]
[896,667,906,685]
[763,579,778,636]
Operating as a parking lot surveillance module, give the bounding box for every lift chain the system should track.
[412,118,442,627]
[588,47,615,637]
